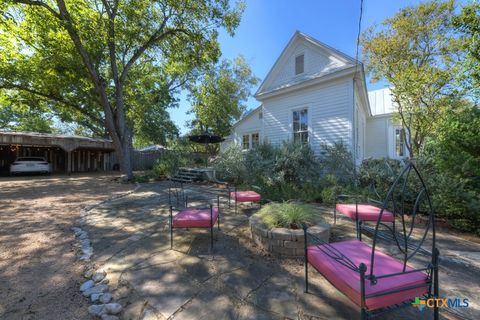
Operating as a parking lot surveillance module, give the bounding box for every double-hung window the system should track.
[251,133,260,148]
[293,109,308,143]
[395,127,405,157]
[242,133,260,150]
[242,134,250,150]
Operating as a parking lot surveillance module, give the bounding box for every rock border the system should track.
[72,182,141,319]
[249,214,331,257]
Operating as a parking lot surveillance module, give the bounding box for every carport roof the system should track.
[0,131,114,152]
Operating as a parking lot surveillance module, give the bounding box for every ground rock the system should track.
[83,284,109,297]
[80,280,95,292]
[100,293,112,303]
[88,304,106,316]
[101,315,119,320]
[105,303,122,314]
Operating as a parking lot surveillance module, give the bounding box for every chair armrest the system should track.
[367,198,383,206]
[251,185,262,192]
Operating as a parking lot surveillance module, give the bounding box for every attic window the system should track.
[295,54,304,75]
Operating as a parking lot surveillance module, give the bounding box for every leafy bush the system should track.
[419,106,480,233]
[359,158,403,200]
[152,150,191,178]
[214,141,356,203]
[257,202,322,229]
[319,142,355,185]
[213,144,246,184]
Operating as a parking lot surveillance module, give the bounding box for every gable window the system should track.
[395,127,405,157]
[293,109,308,143]
[251,133,260,148]
[242,134,250,150]
[295,54,304,75]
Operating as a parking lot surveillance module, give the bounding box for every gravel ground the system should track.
[0,174,133,320]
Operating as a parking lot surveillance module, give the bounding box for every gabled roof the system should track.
[255,31,358,98]
[231,105,262,130]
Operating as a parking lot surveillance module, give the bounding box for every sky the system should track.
[168,0,451,134]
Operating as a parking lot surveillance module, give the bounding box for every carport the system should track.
[0,131,115,174]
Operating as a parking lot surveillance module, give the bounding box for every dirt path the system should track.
[0,174,133,320]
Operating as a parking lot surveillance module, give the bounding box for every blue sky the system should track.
[168,0,447,134]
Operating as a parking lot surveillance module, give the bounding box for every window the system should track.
[251,133,259,148]
[295,54,304,75]
[395,128,405,157]
[242,134,250,150]
[293,109,308,143]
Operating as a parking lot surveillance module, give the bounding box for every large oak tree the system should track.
[0,0,243,179]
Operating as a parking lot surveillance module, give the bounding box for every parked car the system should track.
[10,157,52,175]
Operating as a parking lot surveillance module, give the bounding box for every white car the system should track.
[10,157,52,175]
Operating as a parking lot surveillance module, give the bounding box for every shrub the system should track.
[319,142,355,185]
[213,144,246,184]
[418,106,480,233]
[359,158,403,200]
[152,150,191,178]
[257,202,322,229]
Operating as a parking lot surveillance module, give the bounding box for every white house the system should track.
[223,31,407,163]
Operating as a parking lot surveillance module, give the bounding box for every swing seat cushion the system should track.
[230,191,261,203]
[336,204,395,222]
[173,207,219,228]
[307,239,429,311]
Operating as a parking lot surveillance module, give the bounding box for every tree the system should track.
[188,55,258,137]
[361,0,461,157]
[454,2,480,102]
[0,102,55,133]
[0,0,243,179]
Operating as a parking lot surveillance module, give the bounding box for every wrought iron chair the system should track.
[228,184,262,214]
[169,194,221,250]
[304,162,439,319]
[334,170,397,241]
[168,179,185,208]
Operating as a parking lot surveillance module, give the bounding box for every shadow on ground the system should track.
[82,181,480,320]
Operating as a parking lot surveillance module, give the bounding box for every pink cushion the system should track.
[173,207,219,228]
[307,240,428,311]
[230,191,261,202]
[336,204,395,222]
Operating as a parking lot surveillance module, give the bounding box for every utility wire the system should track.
[353,0,364,187]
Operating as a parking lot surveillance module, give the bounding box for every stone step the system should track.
[170,177,194,183]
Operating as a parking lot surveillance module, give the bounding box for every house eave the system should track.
[255,66,357,101]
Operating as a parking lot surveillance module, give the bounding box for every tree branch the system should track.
[13,0,61,19]
[0,82,104,125]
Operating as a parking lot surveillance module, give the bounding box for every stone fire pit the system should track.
[249,214,331,257]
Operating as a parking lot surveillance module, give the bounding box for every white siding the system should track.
[365,115,390,158]
[231,108,263,145]
[262,77,353,155]
[263,40,346,94]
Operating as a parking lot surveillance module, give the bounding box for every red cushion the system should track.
[173,207,219,228]
[230,191,261,202]
[336,204,395,222]
[307,240,428,311]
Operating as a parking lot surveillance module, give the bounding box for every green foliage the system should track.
[0,0,244,178]
[215,141,354,203]
[319,142,354,185]
[0,103,55,133]
[454,2,480,101]
[212,144,246,184]
[421,105,480,233]
[257,202,321,229]
[361,0,462,156]
[152,138,196,178]
[359,158,403,200]
[188,56,258,137]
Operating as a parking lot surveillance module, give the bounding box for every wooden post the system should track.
[67,151,72,175]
